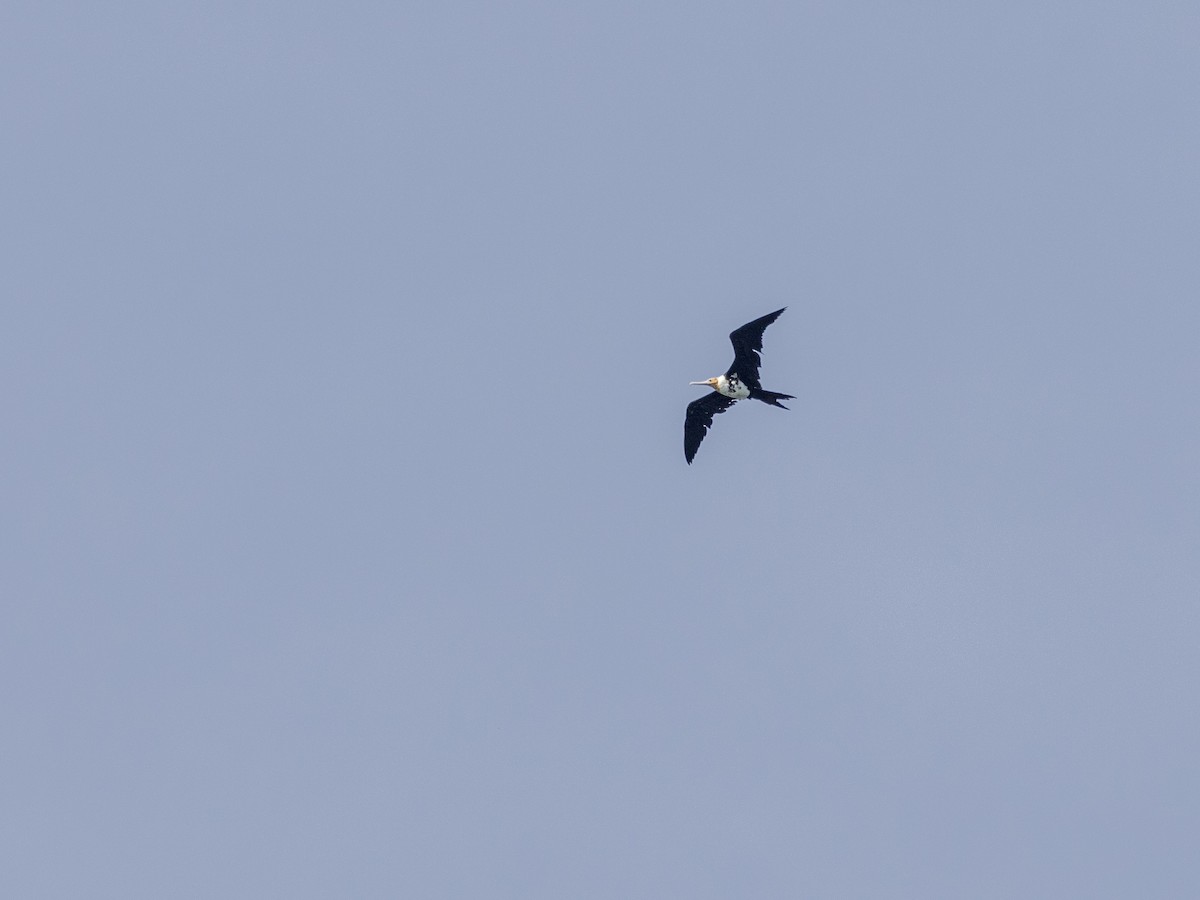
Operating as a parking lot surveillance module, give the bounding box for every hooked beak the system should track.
[689,381,707,386]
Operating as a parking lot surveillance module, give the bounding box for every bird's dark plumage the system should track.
[726,307,786,389]
[684,392,737,465]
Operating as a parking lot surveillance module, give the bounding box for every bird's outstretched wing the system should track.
[684,392,737,464]
[726,307,786,389]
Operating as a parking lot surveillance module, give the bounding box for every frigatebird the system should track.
[684,307,794,464]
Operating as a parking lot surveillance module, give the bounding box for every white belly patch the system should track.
[717,374,750,399]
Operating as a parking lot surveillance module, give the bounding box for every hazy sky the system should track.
[4,2,1198,897]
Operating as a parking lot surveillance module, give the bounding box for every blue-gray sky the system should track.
[4,2,1198,897]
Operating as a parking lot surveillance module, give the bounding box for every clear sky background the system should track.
[4,2,1198,897]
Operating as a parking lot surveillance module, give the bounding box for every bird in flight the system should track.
[684,307,794,464]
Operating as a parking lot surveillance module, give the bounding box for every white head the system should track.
[689,377,721,390]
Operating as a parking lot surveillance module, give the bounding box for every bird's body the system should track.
[707,373,750,400]
[684,307,794,464]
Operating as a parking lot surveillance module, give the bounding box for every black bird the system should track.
[684,307,794,464]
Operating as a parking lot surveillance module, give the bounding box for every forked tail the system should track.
[752,388,795,409]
